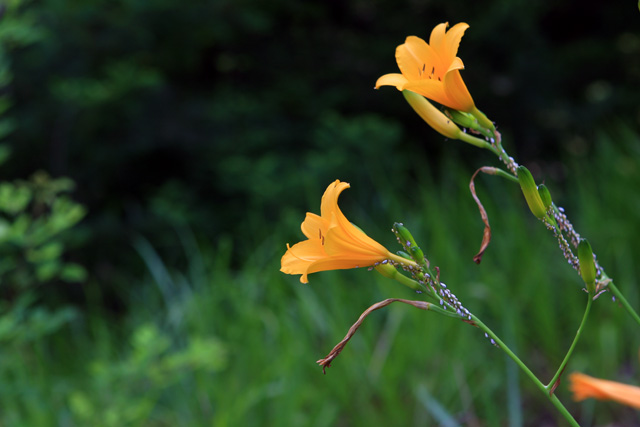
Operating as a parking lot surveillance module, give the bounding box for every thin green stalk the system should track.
[458,131,494,150]
[471,314,580,427]
[492,168,518,183]
[608,281,640,327]
[546,295,592,391]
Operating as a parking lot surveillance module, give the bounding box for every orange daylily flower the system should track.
[376,22,475,113]
[281,180,415,283]
[569,372,640,409]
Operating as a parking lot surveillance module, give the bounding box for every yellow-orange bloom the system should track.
[376,22,475,113]
[281,180,414,283]
[569,372,640,409]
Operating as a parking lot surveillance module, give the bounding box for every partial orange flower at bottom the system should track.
[569,372,640,409]
[281,180,416,283]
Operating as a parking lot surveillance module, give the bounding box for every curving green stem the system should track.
[608,281,640,327]
[471,314,580,427]
[546,294,592,392]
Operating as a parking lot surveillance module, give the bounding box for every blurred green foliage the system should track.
[68,323,226,426]
[0,169,86,291]
[0,0,638,425]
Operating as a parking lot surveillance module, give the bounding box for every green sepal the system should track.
[517,166,547,219]
[578,239,596,294]
[444,108,493,139]
[374,263,423,292]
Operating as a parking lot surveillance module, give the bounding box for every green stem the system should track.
[546,295,592,391]
[471,314,580,427]
[608,281,640,327]
[492,168,519,183]
[458,131,494,150]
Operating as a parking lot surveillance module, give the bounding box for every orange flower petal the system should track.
[569,373,640,409]
[402,80,449,107]
[397,36,443,82]
[441,23,469,67]
[281,240,327,283]
[375,73,408,90]
[301,212,328,240]
[304,255,377,277]
[324,220,390,259]
[447,57,465,72]
[443,69,474,112]
[320,180,350,218]
[428,22,448,52]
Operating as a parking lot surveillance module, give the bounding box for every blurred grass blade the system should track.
[416,384,461,427]
[132,235,176,310]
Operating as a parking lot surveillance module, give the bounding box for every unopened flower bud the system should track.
[578,239,596,294]
[402,91,462,139]
[537,184,553,210]
[517,166,547,219]
[393,222,425,262]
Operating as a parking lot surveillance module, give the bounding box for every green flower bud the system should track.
[393,222,425,262]
[537,184,553,210]
[517,166,547,219]
[578,239,596,294]
[409,245,425,262]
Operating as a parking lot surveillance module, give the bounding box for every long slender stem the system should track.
[471,314,580,427]
[608,281,640,327]
[546,295,593,391]
[492,168,518,183]
[487,137,640,330]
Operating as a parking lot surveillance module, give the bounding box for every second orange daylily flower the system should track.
[376,22,475,114]
[569,372,640,409]
[281,180,416,283]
